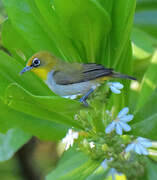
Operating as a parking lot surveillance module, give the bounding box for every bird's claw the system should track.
[79,98,89,107]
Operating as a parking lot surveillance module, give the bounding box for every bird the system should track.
[20,51,136,106]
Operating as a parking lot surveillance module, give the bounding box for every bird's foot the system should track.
[79,88,94,107]
[79,98,89,107]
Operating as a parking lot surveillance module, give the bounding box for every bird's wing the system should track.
[53,63,113,85]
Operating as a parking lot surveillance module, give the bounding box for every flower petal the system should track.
[120,114,134,122]
[137,137,152,148]
[101,159,108,170]
[68,129,73,135]
[140,141,152,148]
[118,107,129,118]
[72,132,79,139]
[110,86,121,94]
[119,121,131,132]
[111,82,124,89]
[134,143,149,155]
[110,168,117,180]
[140,146,149,155]
[89,142,95,148]
[125,143,135,153]
[134,144,144,155]
[62,129,78,151]
[105,122,116,134]
[115,123,123,135]
[137,137,148,141]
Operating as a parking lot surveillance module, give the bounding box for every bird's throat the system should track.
[32,68,49,81]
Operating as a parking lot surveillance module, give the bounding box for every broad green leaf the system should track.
[96,0,113,14]
[53,0,111,63]
[46,148,100,180]
[131,27,156,58]
[2,0,59,55]
[4,83,82,129]
[144,158,157,180]
[104,0,136,68]
[130,88,157,140]
[2,19,34,62]
[0,99,68,141]
[33,0,82,62]
[136,51,157,110]
[0,128,31,162]
[107,41,133,114]
[86,166,109,180]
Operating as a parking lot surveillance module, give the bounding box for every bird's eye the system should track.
[32,58,40,67]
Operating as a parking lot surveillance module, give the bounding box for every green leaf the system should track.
[107,41,133,114]
[0,99,68,141]
[131,27,157,58]
[130,88,157,140]
[105,0,136,68]
[86,166,109,180]
[0,128,31,162]
[136,51,157,110]
[53,0,111,63]
[4,83,82,129]
[2,0,59,55]
[2,19,34,61]
[96,0,113,14]
[46,148,100,180]
[144,158,157,180]
[33,0,82,62]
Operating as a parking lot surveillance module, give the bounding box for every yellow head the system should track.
[20,51,59,80]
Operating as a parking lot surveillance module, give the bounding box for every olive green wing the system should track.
[53,63,113,85]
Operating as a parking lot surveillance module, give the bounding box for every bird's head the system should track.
[20,51,59,80]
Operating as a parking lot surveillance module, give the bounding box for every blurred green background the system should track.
[0,0,157,179]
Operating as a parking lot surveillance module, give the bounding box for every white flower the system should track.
[89,141,95,149]
[62,129,79,151]
[107,82,124,94]
[125,137,152,155]
[105,107,134,135]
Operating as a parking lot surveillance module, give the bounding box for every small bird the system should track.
[20,51,136,106]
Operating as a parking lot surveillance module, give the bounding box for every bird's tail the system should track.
[111,72,137,81]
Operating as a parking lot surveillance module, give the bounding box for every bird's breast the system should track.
[46,70,99,97]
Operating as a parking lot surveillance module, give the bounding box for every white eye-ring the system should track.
[32,58,40,67]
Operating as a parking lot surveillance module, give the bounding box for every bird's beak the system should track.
[20,66,33,75]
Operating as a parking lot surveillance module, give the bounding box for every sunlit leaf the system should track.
[46,148,100,180]
[0,99,68,141]
[130,88,157,140]
[136,51,157,110]
[4,83,82,128]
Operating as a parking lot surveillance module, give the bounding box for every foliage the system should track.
[0,0,157,179]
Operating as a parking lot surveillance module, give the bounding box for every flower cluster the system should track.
[62,81,152,156]
[61,80,153,179]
